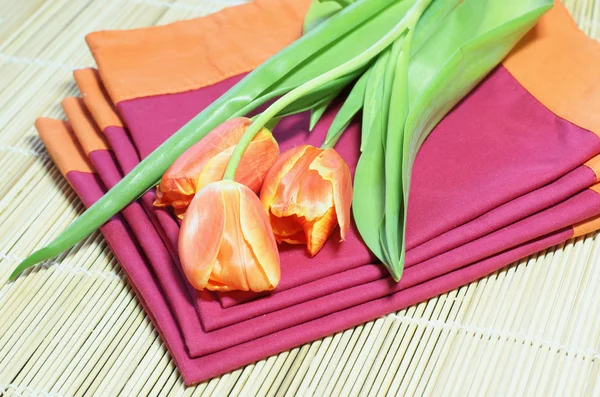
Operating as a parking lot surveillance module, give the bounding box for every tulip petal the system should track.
[301,206,338,256]
[207,183,255,291]
[194,129,279,203]
[239,184,281,290]
[205,182,279,292]
[310,149,353,240]
[277,230,307,245]
[235,130,280,193]
[173,207,186,220]
[195,147,233,188]
[270,146,333,221]
[178,182,225,290]
[161,118,248,182]
[287,168,333,221]
[260,145,311,210]
[154,175,196,208]
[159,119,279,219]
[269,213,303,238]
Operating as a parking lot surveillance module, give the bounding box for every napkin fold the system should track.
[72,63,600,333]
[32,0,600,384]
[35,118,589,384]
[53,97,600,361]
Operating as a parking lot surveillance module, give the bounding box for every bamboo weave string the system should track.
[0,1,599,395]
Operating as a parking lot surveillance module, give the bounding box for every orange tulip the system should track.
[260,145,353,256]
[179,180,280,292]
[154,117,279,218]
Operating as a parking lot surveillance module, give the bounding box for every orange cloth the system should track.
[73,68,124,130]
[86,0,311,103]
[85,1,600,148]
[61,97,110,154]
[35,118,94,175]
[573,182,600,237]
[503,1,600,136]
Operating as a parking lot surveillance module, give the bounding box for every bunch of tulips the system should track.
[11,0,552,288]
[158,117,352,292]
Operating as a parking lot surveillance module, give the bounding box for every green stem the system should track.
[333,0,353,6]
[222,3,424,180]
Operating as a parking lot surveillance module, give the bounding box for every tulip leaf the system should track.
[352,105,387,264]
[12,0,550,282]
[381,31,414,279]
[303,0,364,34]
[264,117,281,132]
[309,93,336,131]
[303,0,343,34]
[326,0,460,151]
[274,78,351,119]
[352,0,552,281]
[353,34,408,277]
[323,67,370,147]
[361,48,389,151]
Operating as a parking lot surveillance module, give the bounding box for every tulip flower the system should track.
[260,145,353,256]
[179,180,280,292]
[154,117,279,218]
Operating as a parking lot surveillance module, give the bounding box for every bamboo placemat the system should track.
[0,1,599,396]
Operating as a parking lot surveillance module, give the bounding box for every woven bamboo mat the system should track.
[0,1,599,396]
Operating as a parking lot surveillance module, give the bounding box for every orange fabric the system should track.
[86,0,600,146]
[572,183,600,237]
[584,155,600,181]
[35,118,94,175]
[572,215,600,238]
[73,68,124,130]
[61,97,110,154]
[503,1,600,137]
[86,0,311,104]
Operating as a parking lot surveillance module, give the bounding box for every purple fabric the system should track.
[115,66,600,309]
[87,149,207,350]
[66,168,576,385]
[62,60,600,381]
[83,143,600,341]
[405,165,595,266]
[100,103,600,333]
[85,125,600,356]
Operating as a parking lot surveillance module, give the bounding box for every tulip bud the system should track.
[260,145,353,256]
[154,117,279,218]
[179,180,280,292]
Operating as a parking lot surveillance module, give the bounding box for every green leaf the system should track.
[273,74,356,120]
[323,67,370,147]
[264,117,281,132]
[352,0,552,282]
[381,31,413,279]
[309,93,336,130]
[352,103,387,264]
[352,34,408,270]
[303,1,343,34]
[404,0,553,206]
[353,0,462,278]
[271,0,419,95]
[361,48,390,151]
[303,0,365,34]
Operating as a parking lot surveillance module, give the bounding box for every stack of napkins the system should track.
[33,0,600,384]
